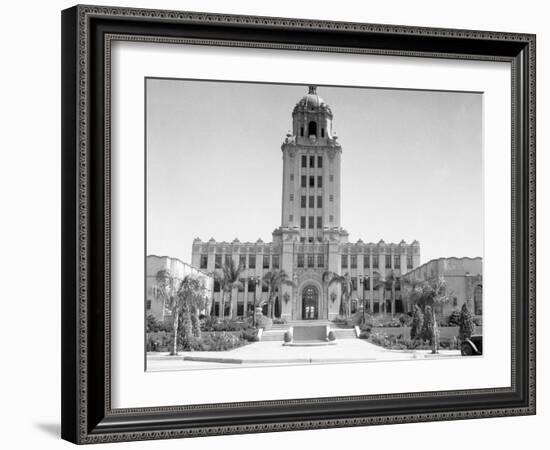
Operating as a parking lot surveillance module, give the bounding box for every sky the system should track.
[146,78,483,265]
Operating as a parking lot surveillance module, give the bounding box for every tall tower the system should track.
[276,86,348,244]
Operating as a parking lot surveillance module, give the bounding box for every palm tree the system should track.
[155,270,205,355]
[402,277,424,312]
[218,259,243,320]
[262,269,296,318]
[419,276,451,353]
[384,270,401,316]
[371,271,385,314]
[323,271,352,319]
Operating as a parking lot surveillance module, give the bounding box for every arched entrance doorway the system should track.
[302,285,319,320]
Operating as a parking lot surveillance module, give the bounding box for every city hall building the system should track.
[191,86,420,321]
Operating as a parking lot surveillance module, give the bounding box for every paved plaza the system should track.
[146,339,461,371]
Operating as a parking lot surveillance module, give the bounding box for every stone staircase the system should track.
[261,321,358,342]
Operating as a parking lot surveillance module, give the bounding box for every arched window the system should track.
[474,285,482,315]
[308,121,317,137]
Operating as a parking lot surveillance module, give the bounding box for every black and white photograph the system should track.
[145,79,484,372]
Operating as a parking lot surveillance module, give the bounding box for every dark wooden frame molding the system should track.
[61,4,536,444]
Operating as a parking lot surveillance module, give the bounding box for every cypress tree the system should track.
[421,305,434,344]
[458,302,475,342]
[410,305,424,340]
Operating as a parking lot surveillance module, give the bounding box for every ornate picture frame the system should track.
[61,5,536,444]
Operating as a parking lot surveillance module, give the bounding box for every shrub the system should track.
[362,313,382,328]
[447,309,461,327]
[473,316,482,326]
[273,317,287,325]
[240,329,259,342]
[186,332,246,351]
[283,331,292,343]
[359,331,370,339]
[256,315,273,331]
[327,331,336,341]
[201,318,253,332]
[398,314,412,327]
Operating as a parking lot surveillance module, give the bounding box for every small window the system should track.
[237,303,244,316]
[290,173,294,181]
[364,254,370,268]
[309,176,315,187]
[351,255,357,269]
[317,176,323,188]
[352,278,357,290]
[309,155,315,168]
[263,255,270,269]
[394,255,400,269]
[214,254,221,269]
[329,194,334,202]
[308,237,314,243]
[300,237,306,243]
[341,255,348,268]
[373,255,379,268]
[317,216,322,228]
[297,254,304,268]
[364,278,370,290]
[300,216,306,228]
[317,196,322,208]
[301,175,307,188]
[239,255,246,268]
[200,254,208,269]
[321,128,325,138]
[301,155,307,167]
[329,215,334,222]
[309,196,314,208]
[308,216,314,229]
[249,255,256,269]
[300,127,304,137]
[329,174,334,182]
[289,214,293,222]
[238,279,245,292]
[308,121,317,137]
[301,196,306,208]
[146,300,152,310]
[225,254,232,267]
[214,281,221,292]
[272,255,280,269]
[290,194,294,201]
[317,254,324,267]
[407,255,413,269]
[307,254,314,268]
[247,279,256,292]
[385,255,391,268]
[318,156,323,168]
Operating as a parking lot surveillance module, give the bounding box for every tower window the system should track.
[263,255,270,269]
[290,173,294,181]
[317,196,322,208]
[329,174,334,182]
[300,216,306,228]
[301,175,307,188]
[317,176,323,188]
[407,255,413,269]
[289,214,293,222]
[321,128,325,138]
[215,254,221,269]
[297,254,304,268]
[200,254,208,269]
[394,255,401,269]
[309,155,315,168]
[308,216,314,229]
[309,176,315,187]
[249,255,256,269]
[308,121,317,137]
[373,255,379,268]
[351,255,357,268]
[290,194,294,201]
[301,155,307,167]
[329,215,334,222]
[364,254,370,268]
[342,255,348,269]
[309,196,314,208]
[307,254,314,268]
[300,127,304,137]
[329,194,334,202]
[272,255,280,269]
[301,196,306,208]
[317,216,322,228]
[317,254,324,267]
[385,255,391,268]
[318,156,323,168]
[239,255,246,268]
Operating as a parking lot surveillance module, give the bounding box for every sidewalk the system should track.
[147,339,462,371]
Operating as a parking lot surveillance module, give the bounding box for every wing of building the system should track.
[192,86,421,321]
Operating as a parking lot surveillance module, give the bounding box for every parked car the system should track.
[461,335,483,356]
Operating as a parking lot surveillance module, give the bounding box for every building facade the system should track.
[146,255,214,322]
[402,257,483,318]
[191,86,421,321]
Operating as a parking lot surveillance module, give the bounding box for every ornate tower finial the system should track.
[308,85,317,94]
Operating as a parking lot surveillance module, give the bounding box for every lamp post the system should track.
[250,275,261,328]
